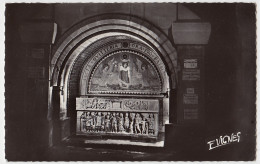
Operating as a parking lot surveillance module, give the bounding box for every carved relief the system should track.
[88,51,162,94]
[76,98,159,112]
[79,111,157,135]
[124,100,148,110]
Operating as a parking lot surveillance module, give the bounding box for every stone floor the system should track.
[47,144,175,161]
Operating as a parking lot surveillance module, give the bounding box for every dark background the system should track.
[5,3,256,161]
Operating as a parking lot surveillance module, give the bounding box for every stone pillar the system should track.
[165,22,211,151]
[172,22,211,125]
[19,22,57,147]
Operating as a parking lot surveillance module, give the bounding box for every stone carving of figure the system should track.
[91,98,98,109]
[111,112,118,133]
[90,112,96,132]
[84,99,93,109]
[101,112,105,131]
[124,113,130,132]
[134,113,142,134]
[129,113,135,134]
[95,112,103,132]
[85,112,92,132]
[80,112,87,131]
[118,113,125,132]
[116,112,119,118]
[119,62,130,88]
[104,114,111,132]
[148,113,155,135]
[141,114,148,134]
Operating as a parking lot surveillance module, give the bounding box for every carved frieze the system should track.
[76,97,159,112]
[77,111,158,136]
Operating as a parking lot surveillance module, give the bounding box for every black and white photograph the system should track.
[2,1,257,162]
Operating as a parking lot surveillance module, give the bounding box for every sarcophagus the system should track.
[76,98,159,137]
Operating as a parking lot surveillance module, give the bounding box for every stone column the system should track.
[165,22,211,151]
[172,22,211,125]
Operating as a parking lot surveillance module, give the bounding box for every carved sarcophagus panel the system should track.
[76,97,159,137]
[76,97,159,112]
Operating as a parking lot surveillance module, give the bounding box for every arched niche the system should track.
[50,15,178,145]
[85,50,163,94]
[80,41,168,95]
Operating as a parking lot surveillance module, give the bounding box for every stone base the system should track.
[63,132,165,148]
[72,139,163,147]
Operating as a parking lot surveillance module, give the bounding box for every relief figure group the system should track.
[80,111,155,135]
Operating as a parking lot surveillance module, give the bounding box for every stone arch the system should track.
[50,14,178,89]
[50,15,179,142]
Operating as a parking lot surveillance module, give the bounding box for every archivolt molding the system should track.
[51,15,178,88]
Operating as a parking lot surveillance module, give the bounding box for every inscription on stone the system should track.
[184,59,198,68]
[182,69,200,81]
[183,87,198,104]
[182,58,200,81]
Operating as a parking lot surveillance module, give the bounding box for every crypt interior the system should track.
[5,3,256,161]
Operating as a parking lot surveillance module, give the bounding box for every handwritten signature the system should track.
[207,132,241,150]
